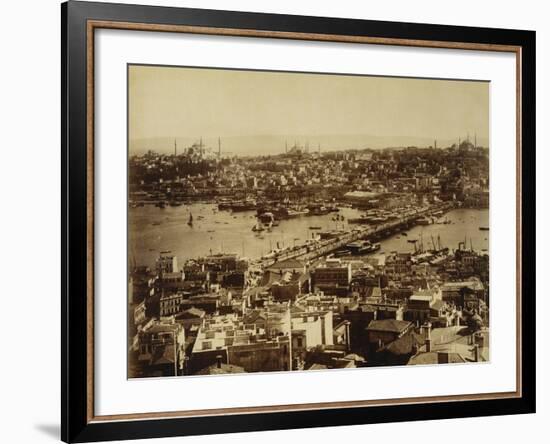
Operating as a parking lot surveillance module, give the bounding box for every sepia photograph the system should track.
[127,64,490,378]
[57,2,536,441]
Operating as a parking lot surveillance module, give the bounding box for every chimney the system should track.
[344,321,351,352]
[423,322,432,352]
[423,322,432,340]
[216,354,222,369]
[473,344,480,362]
[425,338,432,353]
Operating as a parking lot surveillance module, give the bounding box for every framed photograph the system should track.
[62,1,536,442]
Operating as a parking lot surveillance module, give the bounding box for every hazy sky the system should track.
[129,64,489,153]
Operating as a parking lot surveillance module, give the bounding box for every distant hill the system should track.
[129,134,489,156]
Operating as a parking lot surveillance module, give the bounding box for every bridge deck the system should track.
[256,203,456,268]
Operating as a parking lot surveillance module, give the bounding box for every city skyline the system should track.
[130,133,489,158]
[129,65,489,156]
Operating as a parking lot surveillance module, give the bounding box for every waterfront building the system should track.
[156,251,178,275]
[312,259,352,295]
[206,254,240,272]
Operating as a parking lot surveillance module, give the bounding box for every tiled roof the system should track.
[267,259,305,270]
[366,319,412,334]
[385,332,425,356]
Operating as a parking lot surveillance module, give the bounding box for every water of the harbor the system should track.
[129,205,489,268]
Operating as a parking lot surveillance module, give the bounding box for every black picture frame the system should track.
[61,1,536,442]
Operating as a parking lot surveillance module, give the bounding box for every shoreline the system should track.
[129,205,489,269]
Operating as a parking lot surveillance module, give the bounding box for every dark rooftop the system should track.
[267,258,305,270]
[366,319,412,334]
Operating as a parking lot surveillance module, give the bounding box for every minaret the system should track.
[475,133,477,148]
[434,139,437,149]
[218,137,221,159]
[174,138,177,156]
